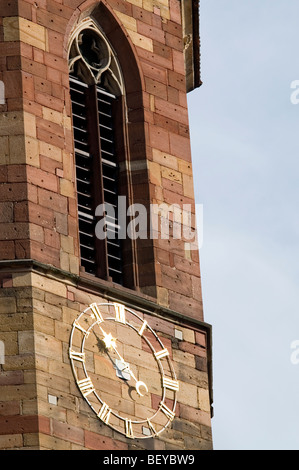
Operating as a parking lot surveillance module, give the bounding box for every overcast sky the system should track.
[188,0,299,450]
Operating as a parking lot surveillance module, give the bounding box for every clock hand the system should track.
[118,359,148,397]
[97,325,148,396]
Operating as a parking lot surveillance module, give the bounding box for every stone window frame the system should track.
[68,18,134,287]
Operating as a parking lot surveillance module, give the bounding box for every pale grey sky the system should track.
[188,0,299,450]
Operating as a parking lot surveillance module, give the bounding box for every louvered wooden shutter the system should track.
[97,87,123,285]
[69,77,123,284]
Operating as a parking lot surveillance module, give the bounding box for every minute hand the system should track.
[99,326,148,397]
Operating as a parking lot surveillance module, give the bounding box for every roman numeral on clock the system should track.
[160,402,175,421]
[98,402,111,424]
[162,376,179,391]
[125,418,134,438]
[73,320,89,337]
[154,348,169,360]
[90,303,104,323]
[77,377,95,397]
[146,418,157,436]
[138,320,148,336]
[69,349,85,363]
[114,303,126,324]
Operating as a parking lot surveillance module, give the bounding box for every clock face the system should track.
[69,302,179,439]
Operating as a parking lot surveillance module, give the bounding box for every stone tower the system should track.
[0,0,213,450]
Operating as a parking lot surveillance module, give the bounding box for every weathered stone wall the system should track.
[0,0,203,319]
[0,265,212,449]
[0,0,212,450]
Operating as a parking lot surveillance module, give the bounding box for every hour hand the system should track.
[115,359,148,397]
[115,359,131,381]
[135,380,148,397]
[99,327,149,397]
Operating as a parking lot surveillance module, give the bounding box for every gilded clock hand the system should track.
[107,342,149,397]
[118,360,148,397]
[97,324,148,397]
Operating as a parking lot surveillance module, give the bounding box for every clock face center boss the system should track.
[69,302,179,439]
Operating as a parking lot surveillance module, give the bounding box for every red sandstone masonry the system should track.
[0,416,38,435]
[84,430,128,450]
[0,0,205,343]
[0,272,211,449]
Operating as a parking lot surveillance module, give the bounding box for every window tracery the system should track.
[68,19,124,95]
[68,19,127,285]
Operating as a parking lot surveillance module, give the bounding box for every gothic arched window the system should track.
[68,19,130,286]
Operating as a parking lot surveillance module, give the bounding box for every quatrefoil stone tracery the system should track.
[68,20,123,95]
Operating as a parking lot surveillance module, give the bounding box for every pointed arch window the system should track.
[68,19,129,286]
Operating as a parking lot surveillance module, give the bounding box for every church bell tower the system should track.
[0,0,213,450]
